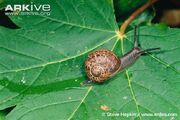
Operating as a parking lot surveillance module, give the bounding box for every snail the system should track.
[84,26,160,83]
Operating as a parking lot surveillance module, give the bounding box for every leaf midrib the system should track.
[120,38,142,120]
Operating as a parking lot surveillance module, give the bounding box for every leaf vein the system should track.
[37,15,115,33]
[0,46,44,63]
[17,99,81,120]
[67,86,92,120]
[132,81,180,110]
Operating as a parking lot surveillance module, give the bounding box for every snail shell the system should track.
[85,49,121,83]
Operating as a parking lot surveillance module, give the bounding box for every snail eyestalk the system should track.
[139,47,160,54]
[134,25,139,48]
[133,26,160,54]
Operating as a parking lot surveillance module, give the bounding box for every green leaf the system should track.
[0,0,180,120]
[0,0,118,112]
[0,0,4,5]
[0,112,5,120]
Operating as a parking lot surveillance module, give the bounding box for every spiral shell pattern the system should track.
[85,49,121,83]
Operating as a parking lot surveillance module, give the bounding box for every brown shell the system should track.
[85,49,121,83]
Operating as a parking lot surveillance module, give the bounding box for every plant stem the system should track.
[119,0,158,38]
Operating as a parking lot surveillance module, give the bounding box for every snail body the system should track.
[85,48,142,83]
[85,27,160,83]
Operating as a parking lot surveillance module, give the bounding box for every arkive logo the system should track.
[5,2,51,16]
